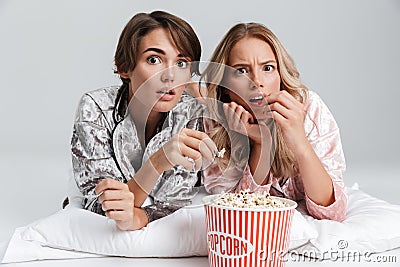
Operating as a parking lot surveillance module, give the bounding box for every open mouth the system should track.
[249,95,264,103]
[157,89,175,95]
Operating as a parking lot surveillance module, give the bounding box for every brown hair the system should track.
[114,10,201,81]
[202,22,308,178]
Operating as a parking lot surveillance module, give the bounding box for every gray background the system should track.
[0,0,399,241]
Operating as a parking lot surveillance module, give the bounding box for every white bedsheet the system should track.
[1,241,399,267]
[1,154,399,267]
[2,184,400,267]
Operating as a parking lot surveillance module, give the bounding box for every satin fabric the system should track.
[71,86,206,222]
[203,91,347,221]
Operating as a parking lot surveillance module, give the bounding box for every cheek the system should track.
[173,69,192,88]
[224,77,249,99]
[266,73,281,92]
[133,65,170,93]
[130,67,153,93]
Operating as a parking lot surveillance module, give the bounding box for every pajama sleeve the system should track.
[302,91,347,221]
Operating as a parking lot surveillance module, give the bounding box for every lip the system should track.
[156,87,176,101]
[157,87,176,95]
[248,93,267,106]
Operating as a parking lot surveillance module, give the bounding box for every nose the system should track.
[250,71,264,90]
[161,66,175,83]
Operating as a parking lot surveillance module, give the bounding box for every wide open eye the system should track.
[263,65,275,72]
[176,59,189,69]
[147,55,162,65]
[234,67,248,75]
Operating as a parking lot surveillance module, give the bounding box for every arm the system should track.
[267,91,335,205]
[127,128,217,207]
[268,91,347,221]
[72,94,147,229]
[71,94,124,214]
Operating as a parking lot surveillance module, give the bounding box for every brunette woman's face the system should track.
[223,37,281,119]
[121,28,192,112]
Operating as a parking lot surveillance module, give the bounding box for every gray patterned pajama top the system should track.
[71,85,205,223]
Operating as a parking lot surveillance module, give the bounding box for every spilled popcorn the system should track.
[212,190,288,209]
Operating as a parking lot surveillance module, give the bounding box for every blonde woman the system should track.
[201,23,347,221]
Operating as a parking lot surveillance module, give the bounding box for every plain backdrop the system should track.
[0,0,399,241]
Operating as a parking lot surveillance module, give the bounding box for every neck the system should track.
[128,96,163,146]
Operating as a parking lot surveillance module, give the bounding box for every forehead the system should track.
[138,28,179,54]
[229,37,276,63]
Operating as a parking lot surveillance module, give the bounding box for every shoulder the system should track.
[75,85,119,122]
[305,90,324,107]
[83,86,119,110]
[304,90,340,136]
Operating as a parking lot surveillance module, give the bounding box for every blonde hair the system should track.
[201,23,308,178]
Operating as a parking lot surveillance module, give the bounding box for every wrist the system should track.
[292,140,313,162]
[150,150,172,175]
[133,207,149,230]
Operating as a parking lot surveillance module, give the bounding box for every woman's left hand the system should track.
[267,90,308,155]
[95,178,137,230]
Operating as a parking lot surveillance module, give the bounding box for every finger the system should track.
[106,210,133,221]
[180,128,210,141]
[269,101,292,120]
[272,110,287,126]
[225,102,240,128]
[163,147,200,172]
[102,199,133,212]
[179,144,202,162]
[233,104,248,133]
[161,143,193,171]
[98,189,133,203]
[95,178,127,195]
[185,128,218,155]
[240,109,255,125]
[267,91,300,111]
[281,90,304,109]
[223,102,237,129]
[180,133,216,161]
[200,137,218,158]
[180,155,199,172]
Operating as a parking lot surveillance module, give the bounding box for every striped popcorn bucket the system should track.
[203,195,297,267]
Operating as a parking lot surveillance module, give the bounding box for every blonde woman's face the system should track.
[223,37,281,118]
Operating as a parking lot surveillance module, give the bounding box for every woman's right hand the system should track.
[223,101,270,145]
[150,128,217,174]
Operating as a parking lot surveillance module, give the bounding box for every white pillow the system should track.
[1,228,104,263]
[2,188,314,263]
[6,184,400,263]
[292,184,400,259]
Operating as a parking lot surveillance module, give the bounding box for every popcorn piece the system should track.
[215,148,226,158]
[212,190,288,209]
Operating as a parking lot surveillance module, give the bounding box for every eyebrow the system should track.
[143,47,165,55]
[143,47,184,58]
[231,59,277,68]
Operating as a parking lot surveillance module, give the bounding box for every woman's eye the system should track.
[176,60,189,69]
[147,56,161,65]
[263,65,275,72]
[234,68,247,75]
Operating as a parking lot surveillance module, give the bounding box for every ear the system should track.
[119,72,130,79]
[118,70,131,84]
[115,64,131,79]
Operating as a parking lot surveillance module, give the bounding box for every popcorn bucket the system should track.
[203,194,297,267]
